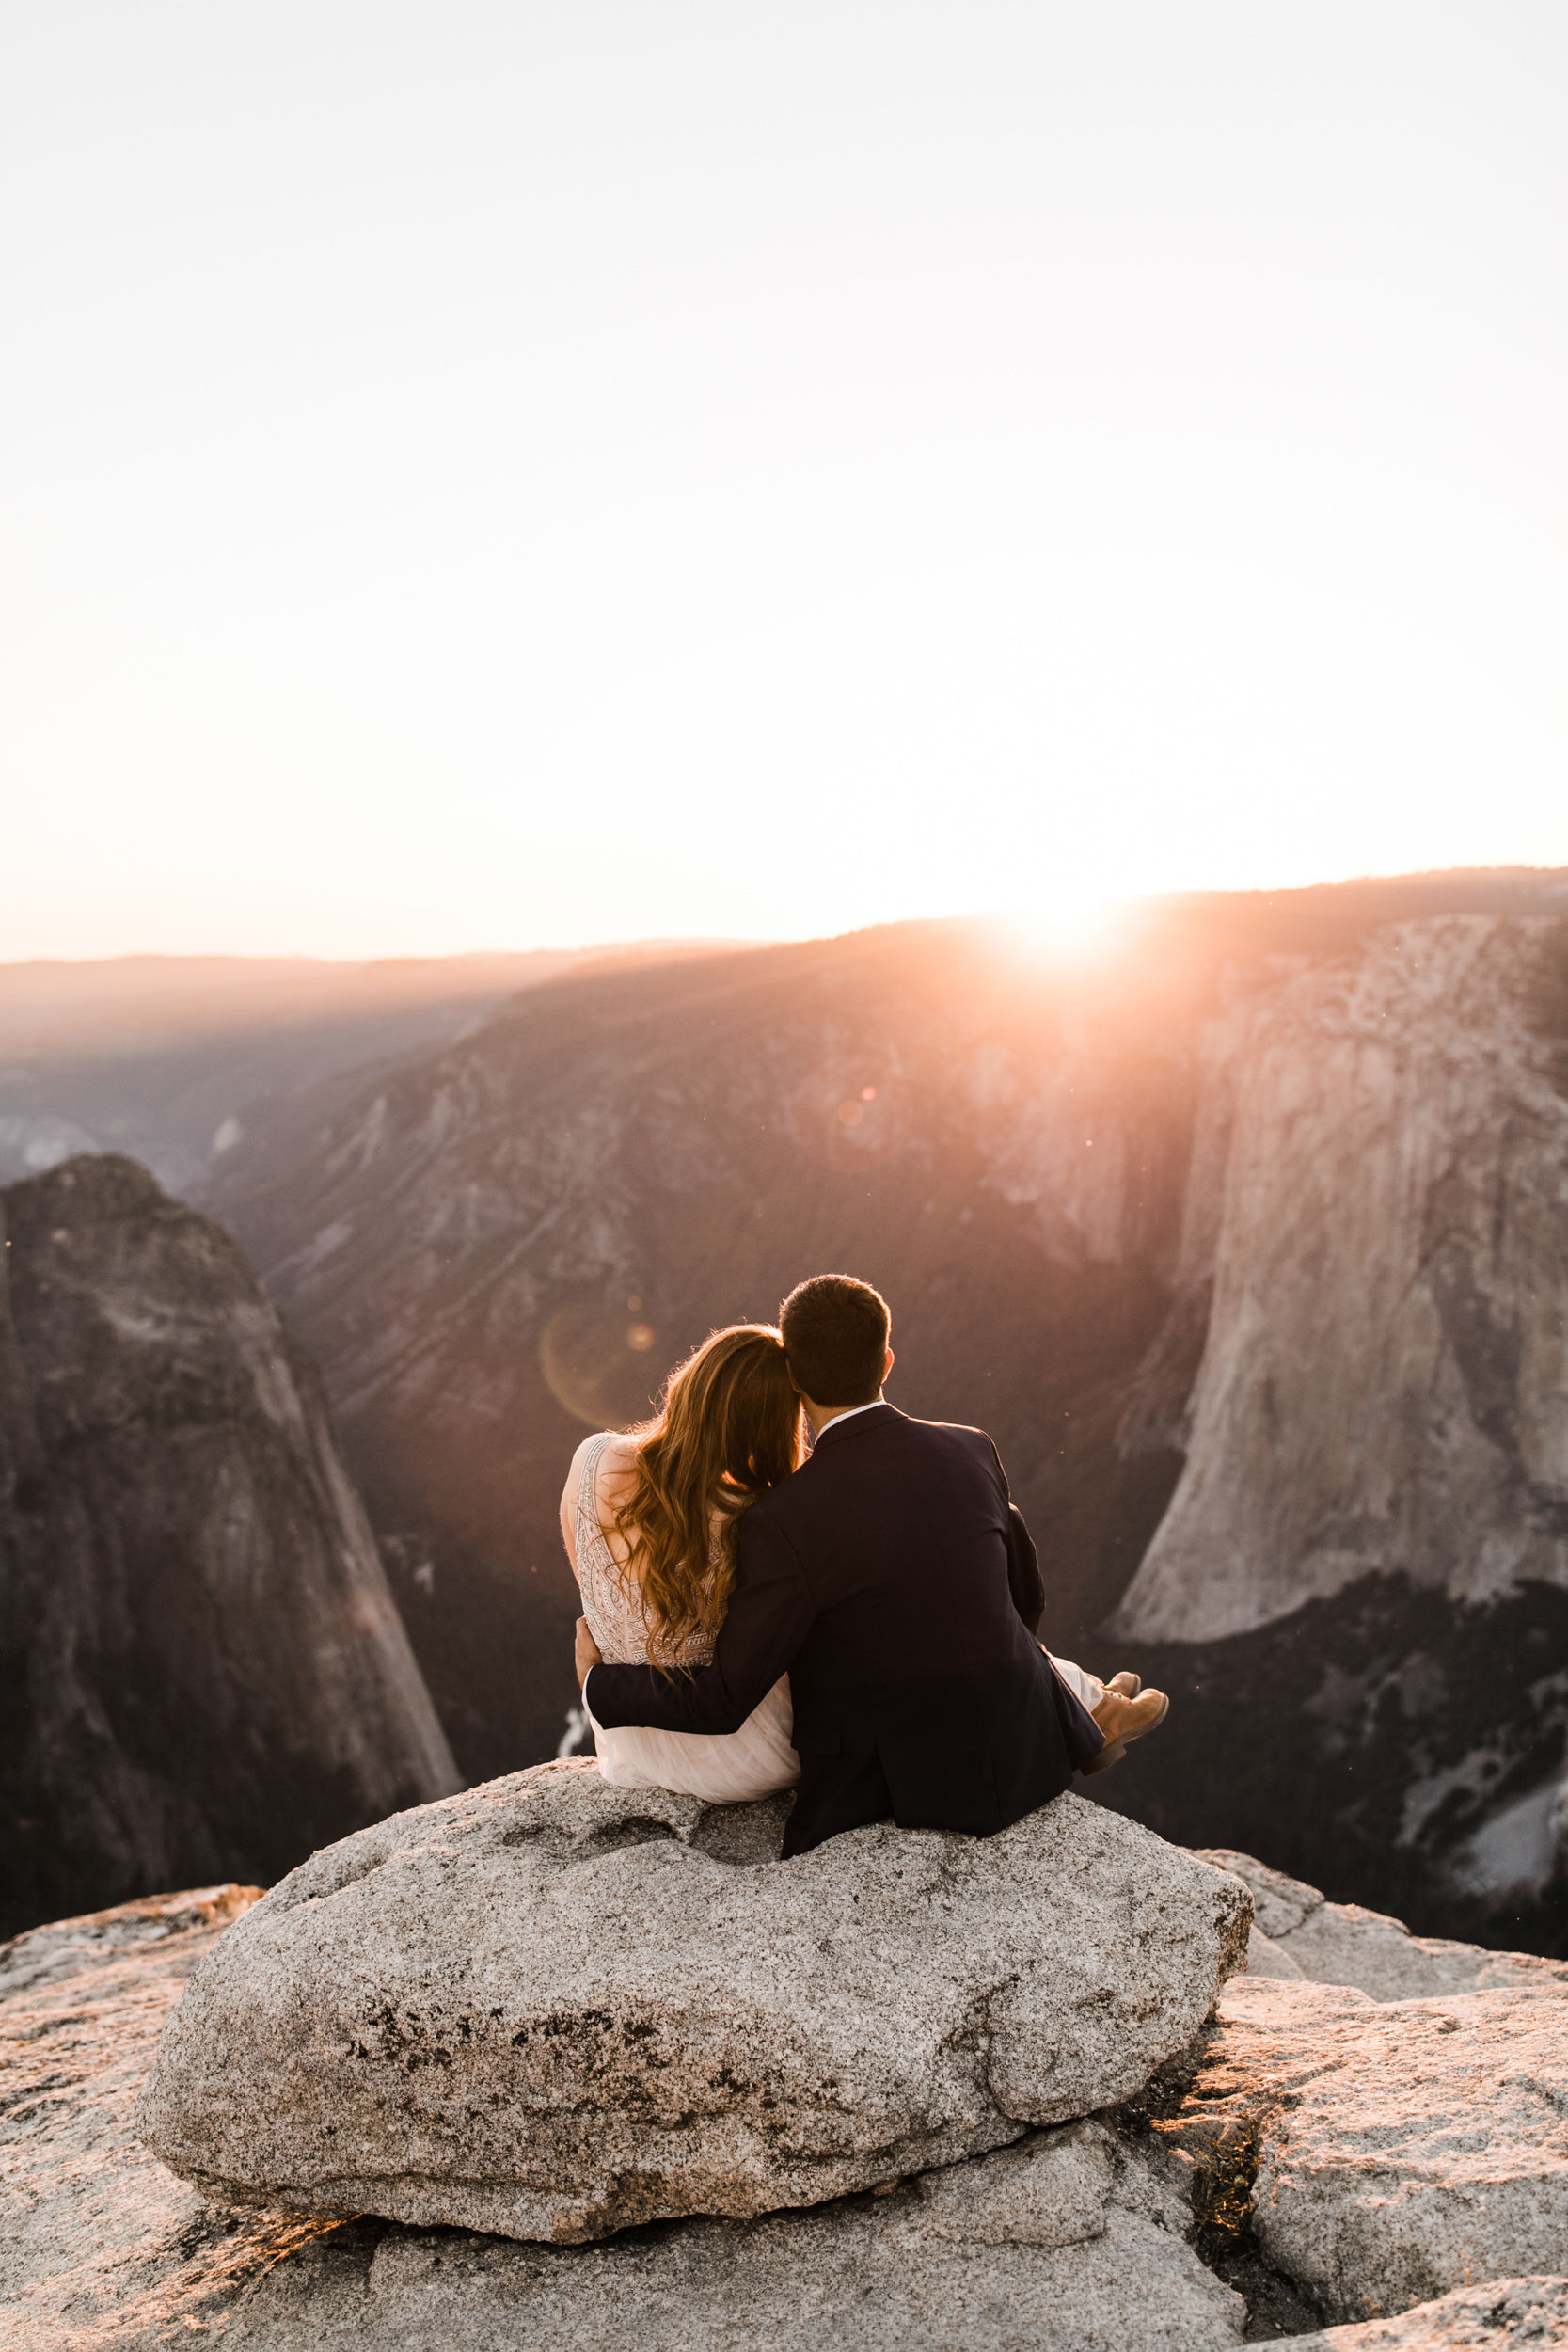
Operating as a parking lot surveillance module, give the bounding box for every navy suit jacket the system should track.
[584,1403,1103,1858]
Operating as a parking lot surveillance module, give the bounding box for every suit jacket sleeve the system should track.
[983,1428,1044,1633]
[585,1509,815,1737]
[1006,1502,1044,1635]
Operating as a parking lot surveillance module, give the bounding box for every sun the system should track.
[990,891,1129,962]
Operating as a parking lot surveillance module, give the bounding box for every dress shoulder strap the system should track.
[576,1432,613,1536]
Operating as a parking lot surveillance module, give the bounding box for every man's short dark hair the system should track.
[780,1274,891,1406]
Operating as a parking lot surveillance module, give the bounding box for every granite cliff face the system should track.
[0,1154,459,1937]
[1090,917,1568,1947]
[204,878,1568,1949]
[1115,917,1568,1639]
[1098,915,1568,1948]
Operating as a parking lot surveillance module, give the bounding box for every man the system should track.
[579,1273,1167,1859]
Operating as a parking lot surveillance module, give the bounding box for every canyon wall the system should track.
[1116,917,1568,1641]
[0,1154,458,1937]
[1092,915,1568,1944]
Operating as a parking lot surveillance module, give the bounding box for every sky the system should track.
[2,2,1564,961]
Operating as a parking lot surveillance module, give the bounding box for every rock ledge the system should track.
[136,1760,1250,2242]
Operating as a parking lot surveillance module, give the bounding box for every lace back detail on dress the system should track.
[573,1435,716,1670]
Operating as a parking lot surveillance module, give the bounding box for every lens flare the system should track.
[793,1059,911,1170]
[542,1299,665,1425]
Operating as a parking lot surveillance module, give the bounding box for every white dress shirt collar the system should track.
[810,1397,885,1443]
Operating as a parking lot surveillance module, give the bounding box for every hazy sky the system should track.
[3,3,1563,959]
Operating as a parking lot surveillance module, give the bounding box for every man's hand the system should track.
[575,1615,603,1688]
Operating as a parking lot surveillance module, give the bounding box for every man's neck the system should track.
[806,1392,884,1439]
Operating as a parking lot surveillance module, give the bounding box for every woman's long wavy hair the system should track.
[611,1323,803,1670]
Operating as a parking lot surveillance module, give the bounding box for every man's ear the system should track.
[883,1346,895,1384]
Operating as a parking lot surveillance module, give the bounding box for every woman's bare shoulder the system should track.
[562,1429,635,1471]
[562,1430,626,1515]
[594,1431,641,1499]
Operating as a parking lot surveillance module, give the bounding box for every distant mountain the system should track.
[205,867,1568,1951]
[0,942,745,1197]
[0,1154,459,1938]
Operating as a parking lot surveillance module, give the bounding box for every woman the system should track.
[559,1322,802,1800]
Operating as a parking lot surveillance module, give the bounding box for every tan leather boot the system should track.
[1083,1686,1169,1777]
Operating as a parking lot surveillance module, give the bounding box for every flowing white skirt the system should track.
[590,1672,800,1801]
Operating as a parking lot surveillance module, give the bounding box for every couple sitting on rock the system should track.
[564,1272,1167,1859]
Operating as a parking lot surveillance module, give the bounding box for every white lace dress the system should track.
[572,1434,800,1800]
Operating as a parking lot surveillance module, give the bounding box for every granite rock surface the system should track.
[5,1874,1246,2351]
[1194,1851,1568,1998]
[1161,1972,1568,2327]
[0,1883,292,2351]
[1262,2276,1568,2347]
[193,2141,1247,2352]
[15,1846,1568,2347]
[136,1761,1251,2243]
